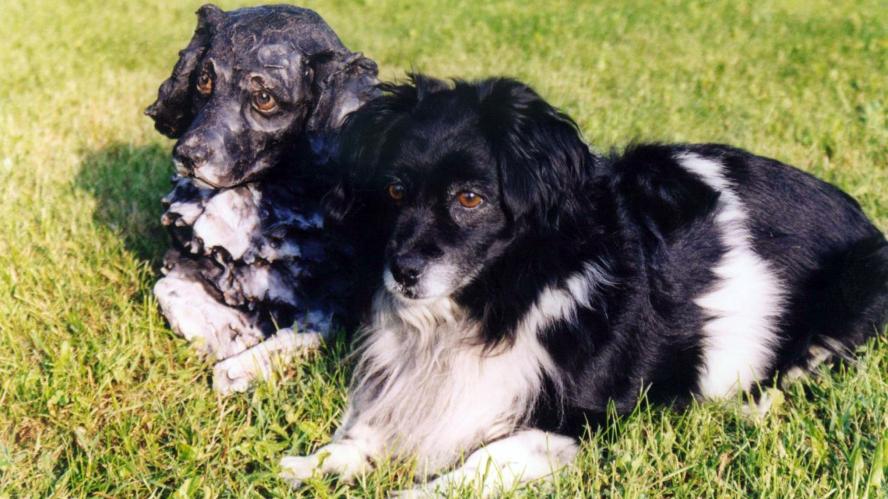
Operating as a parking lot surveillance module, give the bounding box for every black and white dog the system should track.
[280,75,888,494]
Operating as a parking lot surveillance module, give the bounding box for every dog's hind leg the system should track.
[212,328,323,395]
[778,236,888,386]
[394,429,579,498]
[832,237,888,344]
[743,237,888,415]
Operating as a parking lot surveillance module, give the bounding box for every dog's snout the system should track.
[391,254,424,287]
[173,140,210,171]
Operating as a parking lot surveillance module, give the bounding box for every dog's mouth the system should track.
[382,262,470,302]
[172,158,247,190]
[383,267,423,301]
[171,158,221,189]
[172,158,190,177]
[173,155,280,190]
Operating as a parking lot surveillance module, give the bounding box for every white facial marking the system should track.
[382,266,399,294]
[417,261,462,297]
[384,261,463,300]
[677,153,786,399]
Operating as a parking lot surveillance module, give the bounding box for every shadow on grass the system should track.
[74,143,173,267]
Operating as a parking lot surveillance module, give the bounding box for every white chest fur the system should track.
[338,263,609,474]
[339,292,554,472]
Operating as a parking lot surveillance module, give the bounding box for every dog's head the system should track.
[145,4,378,188]
[334,75,594,301]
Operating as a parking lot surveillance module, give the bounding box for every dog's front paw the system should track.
[388,486,440,499]
[212,355,258,395]
[280,443,370,488]
[279,454,322,488]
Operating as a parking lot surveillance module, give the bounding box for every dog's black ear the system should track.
[474,78,593,228]
[306,51,380,133]
[324,74,448,224]
[322,80,394,225]
[145,4,224,138]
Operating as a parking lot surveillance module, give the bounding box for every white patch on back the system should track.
[677,153,785,398]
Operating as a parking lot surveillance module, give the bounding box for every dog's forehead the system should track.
[202,44,305,90]
[216,7,346,64]
[200,6,348,78]
[224,6,345,45]
[393,138,496,188]
[253,44,304,70]
[398,118,491,167]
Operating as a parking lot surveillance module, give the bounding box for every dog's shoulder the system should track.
[605,143,722,240]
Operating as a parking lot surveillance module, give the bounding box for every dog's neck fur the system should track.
[342,225,617,473]
[342,289,557,473]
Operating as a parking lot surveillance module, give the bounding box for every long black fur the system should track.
[332,74,888,438]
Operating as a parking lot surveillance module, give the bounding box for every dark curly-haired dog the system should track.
[145,4,378,393]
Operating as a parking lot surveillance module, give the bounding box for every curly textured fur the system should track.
[145,4,378,391]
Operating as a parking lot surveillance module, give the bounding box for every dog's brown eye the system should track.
[253,90,277,112]
[457,191,483,208]
[196,71,213,95]
[387,183,405,201]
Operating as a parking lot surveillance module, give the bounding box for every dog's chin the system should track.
[385,282,453,304]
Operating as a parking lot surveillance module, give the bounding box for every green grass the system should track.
[1,0,886,496]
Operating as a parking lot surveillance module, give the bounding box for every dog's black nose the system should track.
[391,254,424,287]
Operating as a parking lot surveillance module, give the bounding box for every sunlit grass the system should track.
[0,0,885,496]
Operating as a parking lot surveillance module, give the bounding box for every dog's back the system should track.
[688,144,887,377]
[608,143,887,399]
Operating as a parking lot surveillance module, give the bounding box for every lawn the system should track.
[0,0,886,496]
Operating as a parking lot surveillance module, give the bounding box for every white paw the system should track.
[741,388,784,419]
[212,355,260,395]
[280,443,370,488]
[212,329,323,395]
[279,455,321,488]
[153,272,264,360]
